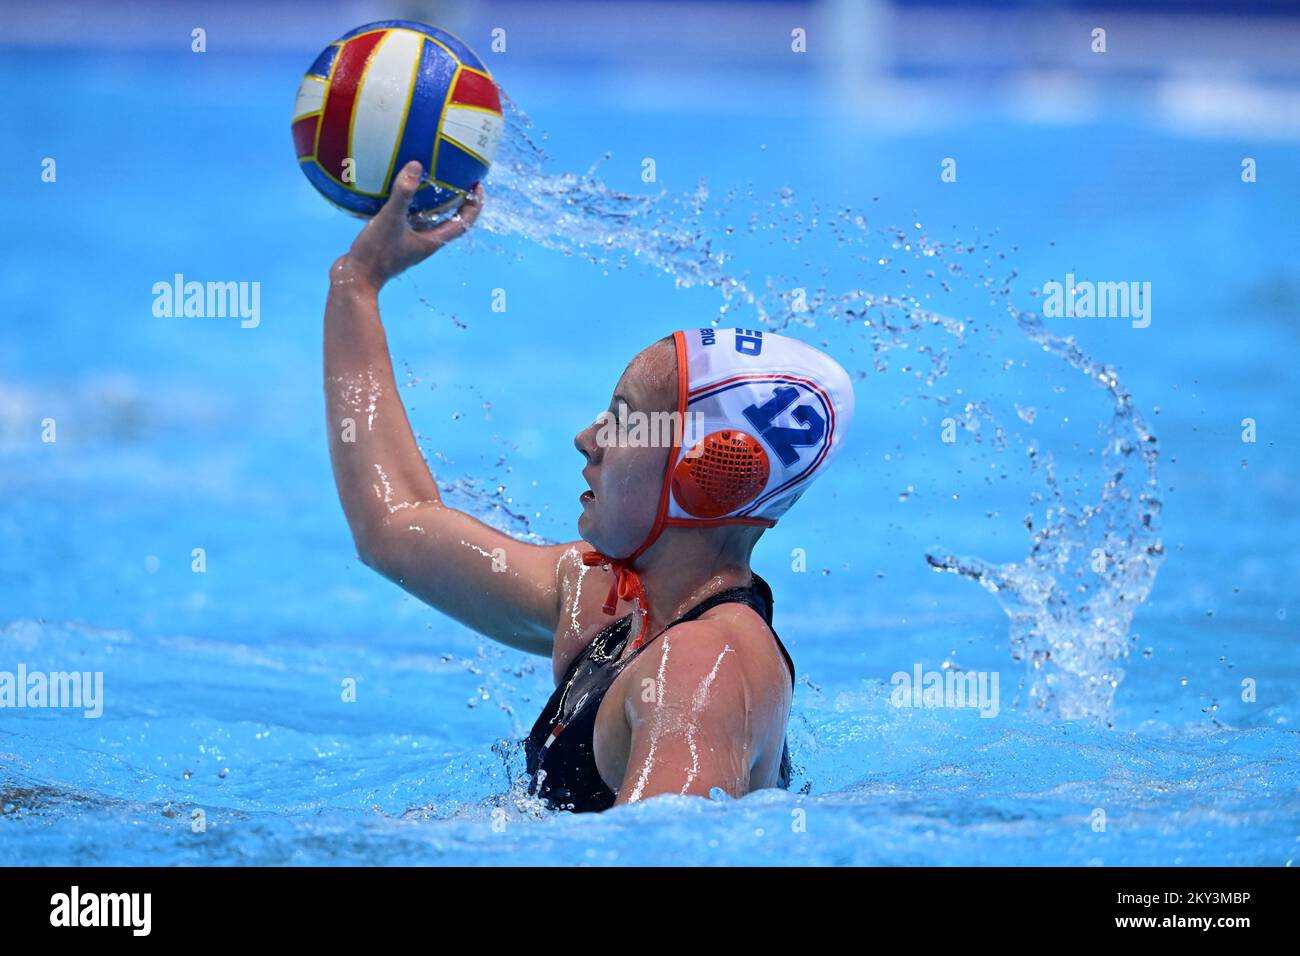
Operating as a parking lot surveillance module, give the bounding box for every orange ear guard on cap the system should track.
[671,429,771,519]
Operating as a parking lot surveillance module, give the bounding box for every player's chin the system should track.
[576,500,614,553]
[576,499,595,539]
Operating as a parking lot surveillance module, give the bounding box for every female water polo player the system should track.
[324,161,855,812]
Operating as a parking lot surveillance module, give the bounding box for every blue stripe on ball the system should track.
[420,28,487,72]
[305,43,339,79]
[300,160,382,216]
[434,139,489,192]
[386,37,457,196]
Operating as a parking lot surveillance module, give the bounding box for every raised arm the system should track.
[325,161,576,655]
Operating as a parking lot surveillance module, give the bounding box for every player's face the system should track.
[573,342,678,557]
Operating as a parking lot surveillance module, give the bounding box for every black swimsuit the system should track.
[523,573,795,813]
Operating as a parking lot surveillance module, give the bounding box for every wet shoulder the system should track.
[622,603,790,717]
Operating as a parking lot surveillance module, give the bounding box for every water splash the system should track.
[924,312,1165,721]
[462,97,1163,722]
[476,96,767,320]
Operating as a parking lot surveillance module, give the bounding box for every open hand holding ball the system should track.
[336,162,483,290]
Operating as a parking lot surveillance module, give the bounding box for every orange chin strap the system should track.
[579,548,653,649]
[580,476,673,650]
[577,333,692,650]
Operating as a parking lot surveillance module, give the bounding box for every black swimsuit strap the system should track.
[669,584,761,626]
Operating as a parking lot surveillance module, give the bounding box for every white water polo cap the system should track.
[664,326,856,526]
[581,327,856,648]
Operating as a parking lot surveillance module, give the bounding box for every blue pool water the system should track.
[1,41,1298,865]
